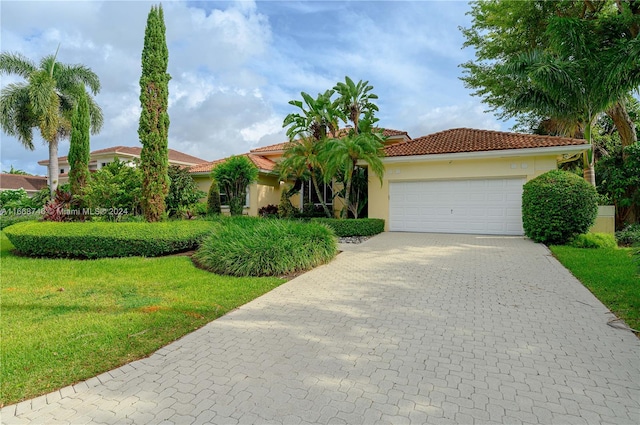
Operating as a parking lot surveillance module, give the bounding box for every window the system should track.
[101,162,107,167]
[59,169,64,174]
[298,179,333,208]
[220,188,250,208]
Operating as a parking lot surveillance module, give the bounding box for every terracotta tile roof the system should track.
[0,174,48,192]
[189,154,277,174]
[250,128,410,153]
[250,141,293,153]
[385,128,589,157]
[39,146,206,165]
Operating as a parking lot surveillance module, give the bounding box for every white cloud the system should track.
[1,0,511,175]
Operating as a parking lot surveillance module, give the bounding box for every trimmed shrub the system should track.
[522,170,598,245]
[310,218,385,237]
[194,218,337,277]
[568,233,618,249]
[616,223,640,246]
[4,221,214,258]
[0,213,39,230]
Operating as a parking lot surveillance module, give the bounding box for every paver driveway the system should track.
[2,233,639,425]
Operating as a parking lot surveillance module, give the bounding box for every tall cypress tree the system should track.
[139,4,170,222]
[68,91,91,199]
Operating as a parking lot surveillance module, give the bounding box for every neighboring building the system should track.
[368,128,591,235]
[189,129,411,215]
[0,173,48,196]
[38,146,206,185]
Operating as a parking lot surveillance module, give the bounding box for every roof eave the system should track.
[381,144,591,164]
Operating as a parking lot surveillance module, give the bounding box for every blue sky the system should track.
[0,0,508,175]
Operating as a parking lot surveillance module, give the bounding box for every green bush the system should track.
[4,221,214,258]
[194,217,337,277]
[568,233,618,249]
[522,170,598,245]
[166,165,205,217]
[310,218,384,237]
[616,223,640,246]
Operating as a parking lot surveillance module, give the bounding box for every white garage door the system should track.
[389,178,525,235]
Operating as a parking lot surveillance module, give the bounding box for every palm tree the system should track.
[281,90,339,217]
[333,76,378,135]
[501,15,639,186]
[322,112,385,218]
[0,49,103,194]
[327,77,385,217]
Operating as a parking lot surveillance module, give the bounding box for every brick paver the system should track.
[2,233,639,424]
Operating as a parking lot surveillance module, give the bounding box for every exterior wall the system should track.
[193,173,282,217]
[368,155,559,231]
[590,205,615,235]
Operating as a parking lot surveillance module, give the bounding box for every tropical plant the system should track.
[42,188,74,222]
[280,90,339,217]
[597,143,640,226]
[82,159,143,220]
[139,4,171,222]
[0,48,103,195]
[460,0,640,171]
[165,165,205,217]
[0,188,29,208]
[67,91,91,200]
[2,165,30,175]
[211,156,258,216]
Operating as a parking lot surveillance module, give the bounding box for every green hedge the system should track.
[194,218,337,277]
[4,221,214,258]
[310,218,385,237]
[0,214,39,230]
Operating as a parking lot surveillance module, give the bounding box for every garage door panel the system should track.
[389,178,524,235]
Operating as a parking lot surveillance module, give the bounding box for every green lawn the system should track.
[0,231,285,406]
[550,245,640,332]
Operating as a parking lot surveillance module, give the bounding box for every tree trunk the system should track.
[583,122,596,186]
[606,101,637,155]
[342,171,353,219]
[311,174,332,218]
[48,139,59,195]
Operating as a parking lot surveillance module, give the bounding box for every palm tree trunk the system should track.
[583,119,596,187]
[341,161,356,219]
[311,174,332,218]
[48,138,59,195]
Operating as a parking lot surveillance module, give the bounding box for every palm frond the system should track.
[0,52,36,78]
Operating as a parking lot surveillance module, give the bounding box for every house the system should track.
[0,174,48,196]
[190,154,281,216]
[188,129,411,215]
[38,146,206,185]
[367,128,593,235]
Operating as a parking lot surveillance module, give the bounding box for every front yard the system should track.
[0,231,285,406]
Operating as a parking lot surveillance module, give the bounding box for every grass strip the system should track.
[550,245,640,332]
[0,232,284,406]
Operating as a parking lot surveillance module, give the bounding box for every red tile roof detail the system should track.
[0,174,48,192]
[189,154,276,174]
[250,128,410,153]
[385,128,589,157]
[39,146,206,165]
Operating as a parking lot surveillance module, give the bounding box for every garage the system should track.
[389,178,525,235]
